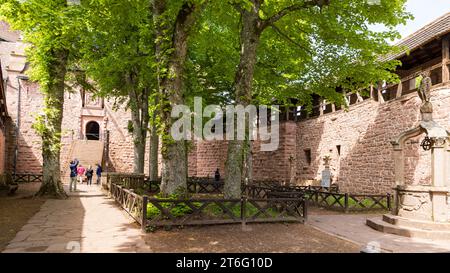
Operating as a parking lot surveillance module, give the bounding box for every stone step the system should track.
[367,217,450,240]
[383,214,450,231]
[65,140,104,175]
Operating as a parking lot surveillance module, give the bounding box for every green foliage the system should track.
[77,0,156,102]
[146,193,201,219]
[0,0,82,148]
[146,194,278,220]
[187,0,412,109]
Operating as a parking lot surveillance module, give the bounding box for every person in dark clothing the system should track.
[214,169,221,182]
[86,165,94,186]
[96,163,103,185]
[69,159,79,192]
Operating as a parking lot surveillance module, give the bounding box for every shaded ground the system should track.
[3,183,359,253]
[143,223,360,253]
[3,184,148,253]
[6,183,450,253]
[0,183,46,252]
[310,214,450,253]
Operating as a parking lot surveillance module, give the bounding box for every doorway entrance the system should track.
[85,121,100,140]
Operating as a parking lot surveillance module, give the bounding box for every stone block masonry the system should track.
[295,85,450,194]
[2,25,449,194]
[4,83,450,195]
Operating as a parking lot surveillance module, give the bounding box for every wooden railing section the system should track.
[145,197,307,228]
[106,172,145,190]
[13,173,43,183]
[108,174,307,231]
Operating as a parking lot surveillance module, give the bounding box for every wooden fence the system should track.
[107,173,145,190]
[110,182,146,226]
[268,189,391,212]
[109,181,306,231]
[145,197,307,228]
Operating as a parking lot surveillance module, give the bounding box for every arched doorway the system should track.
[85,121,100,140]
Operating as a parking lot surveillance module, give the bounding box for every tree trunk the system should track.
[149,119,159,181]
[224,0,328,197]
[132,127,146,174]
[224,4,262,198]
[128,72,150,174]
[36,49,69,199]
[153,0,200,196]
[131,101,149,174]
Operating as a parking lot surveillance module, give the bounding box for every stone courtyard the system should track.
[1,1,450,256]
[3,183,450,253]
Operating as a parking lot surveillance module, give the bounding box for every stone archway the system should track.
[85,121,100,140]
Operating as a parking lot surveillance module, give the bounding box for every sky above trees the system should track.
[372,0,449,42]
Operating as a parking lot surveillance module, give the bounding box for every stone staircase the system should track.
[63,140,104,177]
[367,214,450,240]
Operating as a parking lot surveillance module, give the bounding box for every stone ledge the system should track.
[396,185,450,193]
[383,214,450,231]
[367,216,450,240]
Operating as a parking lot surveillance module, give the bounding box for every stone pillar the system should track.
[431,188,448,222]
[442,36,449,83]
[447,143,450,187]
[392,146,404,215]
[431,138,449,222]
[431,138,447,187]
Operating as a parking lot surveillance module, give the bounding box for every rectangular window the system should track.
[304,149,312,165]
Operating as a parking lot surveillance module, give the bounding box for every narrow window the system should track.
[336,145,341,156]
[304,149,312,165]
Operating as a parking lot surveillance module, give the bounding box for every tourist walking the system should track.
[214,168,221,182]
[86,165,94,186]
[69,159,79,192]
[77,164,86,184]
[96,163,102,185]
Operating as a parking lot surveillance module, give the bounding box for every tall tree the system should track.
[152,0,205,195]
[0,0,83,198]
[78,0,156,174]
[221,0,411,198]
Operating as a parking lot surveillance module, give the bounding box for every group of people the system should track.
[69,159,102,192]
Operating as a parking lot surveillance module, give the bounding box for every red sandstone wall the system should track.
[5,80,44,174]
[188,140,228,178]
[187,122,297,182]
[252,122,297,182]
[0,128,5,174]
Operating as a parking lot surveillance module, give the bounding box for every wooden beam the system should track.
[442,36,450,83]
[396,81,403,98]
[370,84,374,100]
[356,92,363,102]
[377,82,385,103]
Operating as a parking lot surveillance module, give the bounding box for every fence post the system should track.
[241,196,246,222]
[344,193,349,213]
[302,199,308,223]
[387,193,391,211]
[141,196,148,232]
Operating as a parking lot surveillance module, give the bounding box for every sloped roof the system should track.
[0,60,8,119]
[0,21,21,42]
[381,12,450,62]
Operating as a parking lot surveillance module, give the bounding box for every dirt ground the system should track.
[143,222,360,253]
[1,183,361,253]
[0,183,46,252]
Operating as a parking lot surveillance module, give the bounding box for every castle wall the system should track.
[295,85,450,194]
